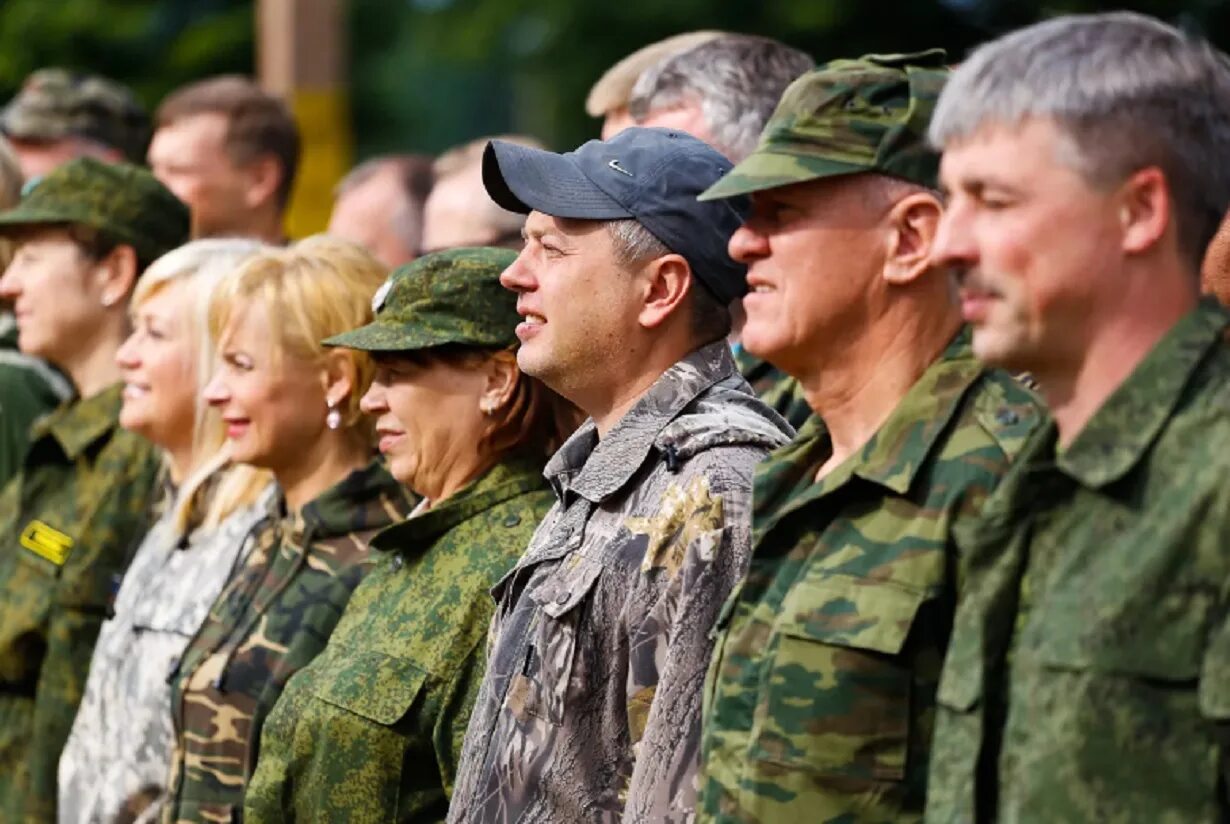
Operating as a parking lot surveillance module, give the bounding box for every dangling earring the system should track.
[326,398,342,430]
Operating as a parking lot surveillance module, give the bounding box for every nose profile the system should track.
[115,333,141,370]
[499,253,534,293]
[728,223,769,265]
[929,202,977,272]
[202,374,230,406]
[359,381,387,415]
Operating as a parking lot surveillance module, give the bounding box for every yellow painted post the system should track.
[257,0,352,239]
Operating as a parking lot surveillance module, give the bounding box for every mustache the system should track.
[945,263,1004,298]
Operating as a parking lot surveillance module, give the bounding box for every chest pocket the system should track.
[751,575,928,783]
[504,557,603,727]
[309,648,429,726]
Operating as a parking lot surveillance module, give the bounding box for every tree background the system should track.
[0,0,1224,157]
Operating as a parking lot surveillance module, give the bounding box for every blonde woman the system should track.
[57,239,275,824]
[163,236,417,822]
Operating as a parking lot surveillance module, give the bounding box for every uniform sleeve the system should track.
[1199,587,1230,813]
[622,470,755,823]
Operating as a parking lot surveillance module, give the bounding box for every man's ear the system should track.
[883,192,943,286]
[243,154,284,210]
[637,253,692,329]
[94,244,139,308]
[480,349,520,413]
[1118,166,1171,257]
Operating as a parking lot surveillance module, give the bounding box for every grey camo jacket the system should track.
[449,341,794,824]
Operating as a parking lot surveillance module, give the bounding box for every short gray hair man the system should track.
[931,11,1230,269]
[629,33,814,161]
[926,13,1230,822]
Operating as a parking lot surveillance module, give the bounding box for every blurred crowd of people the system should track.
[0,9,1226,824]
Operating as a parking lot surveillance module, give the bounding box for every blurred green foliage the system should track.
[0,0,1225,166]
[0,0,252,114]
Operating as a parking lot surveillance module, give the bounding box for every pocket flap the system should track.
[531,556,603,619]
[778,575,927,656]
[309,649,428,725]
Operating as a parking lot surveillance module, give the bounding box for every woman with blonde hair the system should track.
[162,235,417,822]
[57,238,275,824]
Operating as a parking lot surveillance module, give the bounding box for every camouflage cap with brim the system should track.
[324,246,520,352]
[0,68,150,163]
[0,156,188,265]
[699,49,949,201]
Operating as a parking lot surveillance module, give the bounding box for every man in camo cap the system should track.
[1,68,149,181]
[694,52,1044,822]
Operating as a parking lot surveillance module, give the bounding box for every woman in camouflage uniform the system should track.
[162,237,417,823]
[57,240,276,824]
[245,247,580,823]
[0,158,188,822]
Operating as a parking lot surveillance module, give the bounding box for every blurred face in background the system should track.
[148,113,255,239]
[328,167,421,269]
[0,228,110,368]
[203,301,330,474]
[116,280,198,455]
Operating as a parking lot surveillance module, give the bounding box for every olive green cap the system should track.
[1,68,150,163]
[699,49,949,201]
[324,247,520,352]
[0,156,188,264]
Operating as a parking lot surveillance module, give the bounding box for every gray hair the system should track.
[930,11,1230,270]
[628,34,814,161]
[605,218,731,343]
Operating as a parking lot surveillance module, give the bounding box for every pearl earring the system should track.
[326,399,342,430]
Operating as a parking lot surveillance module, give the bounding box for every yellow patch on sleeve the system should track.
[20,519,74,566]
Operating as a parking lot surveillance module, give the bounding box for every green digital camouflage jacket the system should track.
[926,299,1230,823]
[163,459,416,824]
[700,331,1043,824]
[246,455,553,823]
[0,383,161,823]
[733,346,811,432]
[0,313,73,488]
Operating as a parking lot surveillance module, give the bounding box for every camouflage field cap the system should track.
[0,68,150,163]
[0,156,188,264]
[699,49,949,201]
[325,247,520,352]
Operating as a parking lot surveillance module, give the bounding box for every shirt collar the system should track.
[370,454,546,552]
[34,382,122,460]
[853,327,986,494]
[544,340,737,503]
[1057,298,1230,488]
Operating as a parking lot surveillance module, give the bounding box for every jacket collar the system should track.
[34,382,122,460]
[544,341,737,503]
[1056,298,1230,488]
[370,454,546,552]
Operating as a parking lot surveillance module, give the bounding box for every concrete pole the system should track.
[256,0,352,238]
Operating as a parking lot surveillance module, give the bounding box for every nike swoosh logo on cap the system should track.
[608,159,633,177]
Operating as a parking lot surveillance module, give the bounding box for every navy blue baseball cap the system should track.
[482,127,750,304]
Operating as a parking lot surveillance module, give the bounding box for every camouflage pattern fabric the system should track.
[0,312,72,488]
[698,330,1043,823]
[326,246,520,352]
[162,460,416,824]
[0,157,188,267]
[732,346,811,431]
[0,67,150,163]
[0,383,162,822]
[246,456,554,823]
[57,480,276,824]
[449,342,794,824]
[927,299,1230,823]
[699,50,949,201]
